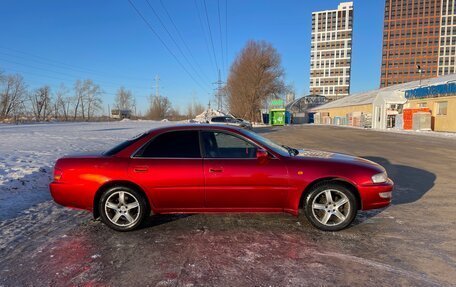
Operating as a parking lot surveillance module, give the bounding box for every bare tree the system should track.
[73,79,103,120]
[30,86,52,121]
[0,74,27,120]
[55,84,71,121]
[147,95,172,120]
[73,80,84,120]
[226,40,285,122]
[185,100,205,118]
[114,87,135,112]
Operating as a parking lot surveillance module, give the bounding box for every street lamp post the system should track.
[416,64,424,86]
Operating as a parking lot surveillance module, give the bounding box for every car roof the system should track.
[145,123,244,134]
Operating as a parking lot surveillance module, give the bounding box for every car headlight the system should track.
[371,172,388,183]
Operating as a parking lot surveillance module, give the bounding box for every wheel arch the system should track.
[299,177,362,211]
[93,180,150,219]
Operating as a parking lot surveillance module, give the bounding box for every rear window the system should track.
[136,130,201,158]
[103,133,149,156]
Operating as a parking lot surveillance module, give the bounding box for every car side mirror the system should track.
[256,149,269,161]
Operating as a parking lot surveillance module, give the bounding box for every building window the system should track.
[418,102,427,108]
[436,101,448,115]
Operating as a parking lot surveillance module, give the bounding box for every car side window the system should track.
[227,118,237,123]
[202,131,257,158]
[136,131,201,158]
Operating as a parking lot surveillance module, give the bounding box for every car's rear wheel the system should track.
[304,183,357,231]
[99,186,147,232]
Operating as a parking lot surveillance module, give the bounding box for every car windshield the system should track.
[241,129,292,157]
[103,132,148,156]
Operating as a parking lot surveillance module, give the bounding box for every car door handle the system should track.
[209,168,223,173]
[133,166,149,173]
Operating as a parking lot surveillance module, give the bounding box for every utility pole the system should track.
[213,69,225,111]
[155,75,160,98]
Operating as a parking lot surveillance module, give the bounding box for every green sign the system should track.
[270,99,284,109]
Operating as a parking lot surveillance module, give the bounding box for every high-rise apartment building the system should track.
[439,0,456,75]
[310,2,354,100]
[381,0,456,87]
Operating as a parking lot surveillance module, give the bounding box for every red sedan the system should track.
[50,125,393,231]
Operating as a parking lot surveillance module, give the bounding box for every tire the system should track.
[304,183,357,231]
[99,186,148,232]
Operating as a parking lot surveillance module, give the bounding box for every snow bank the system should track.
[194,109,226,123]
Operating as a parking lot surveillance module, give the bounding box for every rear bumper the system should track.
[49,182,92,211]
[358,179,394,210]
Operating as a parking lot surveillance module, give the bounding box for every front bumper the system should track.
[358,178,394,210]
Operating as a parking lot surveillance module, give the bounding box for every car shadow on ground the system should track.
[354,156,436,225]
[141,214,193,229]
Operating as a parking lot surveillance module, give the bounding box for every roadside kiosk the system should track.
[269,99,286,126]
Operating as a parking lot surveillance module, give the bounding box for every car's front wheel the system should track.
[99,186,148,231]
[304,183,357,231]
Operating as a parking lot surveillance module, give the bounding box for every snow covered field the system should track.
[0,120,171,221]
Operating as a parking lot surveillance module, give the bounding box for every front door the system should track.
[128,130,204,210]
[201,130,289,208]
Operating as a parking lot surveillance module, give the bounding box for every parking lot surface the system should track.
[1,125,455,286]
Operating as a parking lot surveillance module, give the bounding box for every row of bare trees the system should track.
[0,71,105,122]
[0,70,207,123]
[146,95,205,121]
[2,40,283,123]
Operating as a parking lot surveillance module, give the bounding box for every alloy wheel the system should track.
[104,190,141,227]
[311,189,350,226]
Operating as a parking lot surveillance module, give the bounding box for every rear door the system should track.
[128,130,204,210]
[202,130,289,208]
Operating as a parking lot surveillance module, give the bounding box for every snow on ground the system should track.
[0,120,173,221]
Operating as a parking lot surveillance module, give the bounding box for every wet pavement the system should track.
[1,125,455,286]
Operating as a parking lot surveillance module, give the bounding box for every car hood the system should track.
[295,149,382,169]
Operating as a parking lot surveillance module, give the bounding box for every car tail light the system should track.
[53,168,63,181]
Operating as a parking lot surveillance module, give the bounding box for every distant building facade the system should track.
[310,2,354,100]
[381,0,456,87]
[111,109,132,119]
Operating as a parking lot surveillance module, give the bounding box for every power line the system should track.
[127,0,210,94]
[1,66,118,97]
[159,0,211,82]
[202,0,220,75]
[144,0,209,85]
[0,46,151,82]
[217,0,225,79]
[2,66,152,100]
[194,0,217,77]
[0,57,151,90]
[225,0,229,75]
